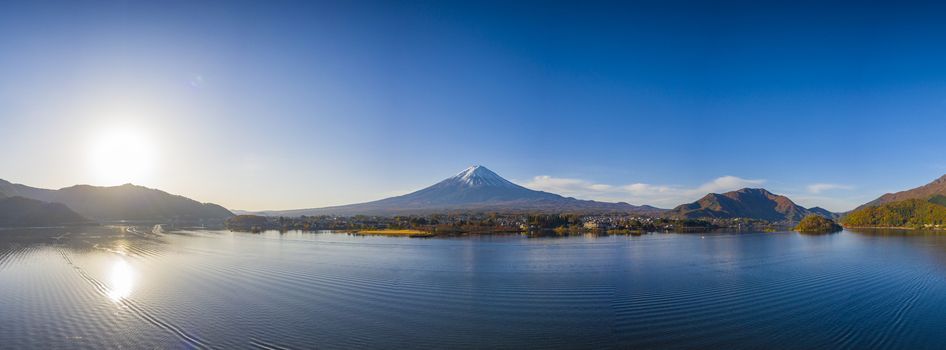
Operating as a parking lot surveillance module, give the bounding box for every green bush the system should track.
[795,215,842,233]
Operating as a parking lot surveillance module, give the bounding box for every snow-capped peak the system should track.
[450,165,517,187]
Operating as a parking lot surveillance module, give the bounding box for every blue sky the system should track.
[1,0,945,211]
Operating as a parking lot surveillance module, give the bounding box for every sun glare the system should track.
[88,127,156,186]
[107,258,136,301]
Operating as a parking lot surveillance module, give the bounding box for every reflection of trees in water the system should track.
[796,230,842,236]
[847,227,944,237]
[846,228,946,266]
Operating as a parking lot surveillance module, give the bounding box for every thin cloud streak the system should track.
[786,193,871,213]
[806,183,854,194]
[520,175,766,208]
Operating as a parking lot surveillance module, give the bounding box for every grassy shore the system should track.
[352,229,435,237]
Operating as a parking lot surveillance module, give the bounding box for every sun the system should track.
[88,127,156,186]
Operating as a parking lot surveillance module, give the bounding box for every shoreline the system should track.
[844,226,946,230]
[350,229,435,237]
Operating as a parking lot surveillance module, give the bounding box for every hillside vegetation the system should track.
[856,174,946,211]
[794,214,842,233]
[842,198,946,228]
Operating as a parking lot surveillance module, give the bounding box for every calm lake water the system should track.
[3,227,946,349]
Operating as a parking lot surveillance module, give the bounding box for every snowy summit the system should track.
[449,165,519,188]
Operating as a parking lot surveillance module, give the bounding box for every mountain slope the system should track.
[668,188,831,221]
[843,197,946,228]
[807,207,840,220]
[259,165,666,216]
[0,196,92,227]
[856,174,946,211]
[0,179,233,221]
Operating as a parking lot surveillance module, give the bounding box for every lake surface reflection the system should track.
[3,227,946,349]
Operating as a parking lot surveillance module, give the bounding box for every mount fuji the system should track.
[255,165,665,216]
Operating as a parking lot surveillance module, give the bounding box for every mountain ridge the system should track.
[0,196,93,227]
[855,174,946,211]
[668,188,835,221]
[253,165,666,216]
[0,179,233,222]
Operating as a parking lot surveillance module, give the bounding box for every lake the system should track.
[2,227,946,349]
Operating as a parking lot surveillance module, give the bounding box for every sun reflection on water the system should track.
[107,259,136,301]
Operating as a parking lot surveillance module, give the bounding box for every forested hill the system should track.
[0,196,92,227]
[842,197,946,228]
[668,188,833,222]
[855,174,946,211]
[0,179,233,222]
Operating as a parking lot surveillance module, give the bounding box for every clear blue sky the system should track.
[1,0,945,211]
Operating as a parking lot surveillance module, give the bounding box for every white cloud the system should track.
[520,175,864,212]
[696,176,766,194]
[524,176,616,198]
[520,175,766,208]
[806,183,854,194]
[786,194,865,212]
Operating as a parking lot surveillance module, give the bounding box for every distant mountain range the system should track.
[0,179,233,222]
[668,188,836,222]
[31,165,946,226]
[252,165,666,216]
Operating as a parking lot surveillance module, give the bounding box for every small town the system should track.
[225,212,787,236]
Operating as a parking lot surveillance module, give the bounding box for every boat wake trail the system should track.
[57,249,212,350]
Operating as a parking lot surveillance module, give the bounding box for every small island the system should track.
[794,214,843,233]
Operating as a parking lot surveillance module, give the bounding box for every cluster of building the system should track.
[227,212,756,234]
[580,216,656,230]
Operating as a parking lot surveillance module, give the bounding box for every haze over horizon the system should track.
[4,1,946,212]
